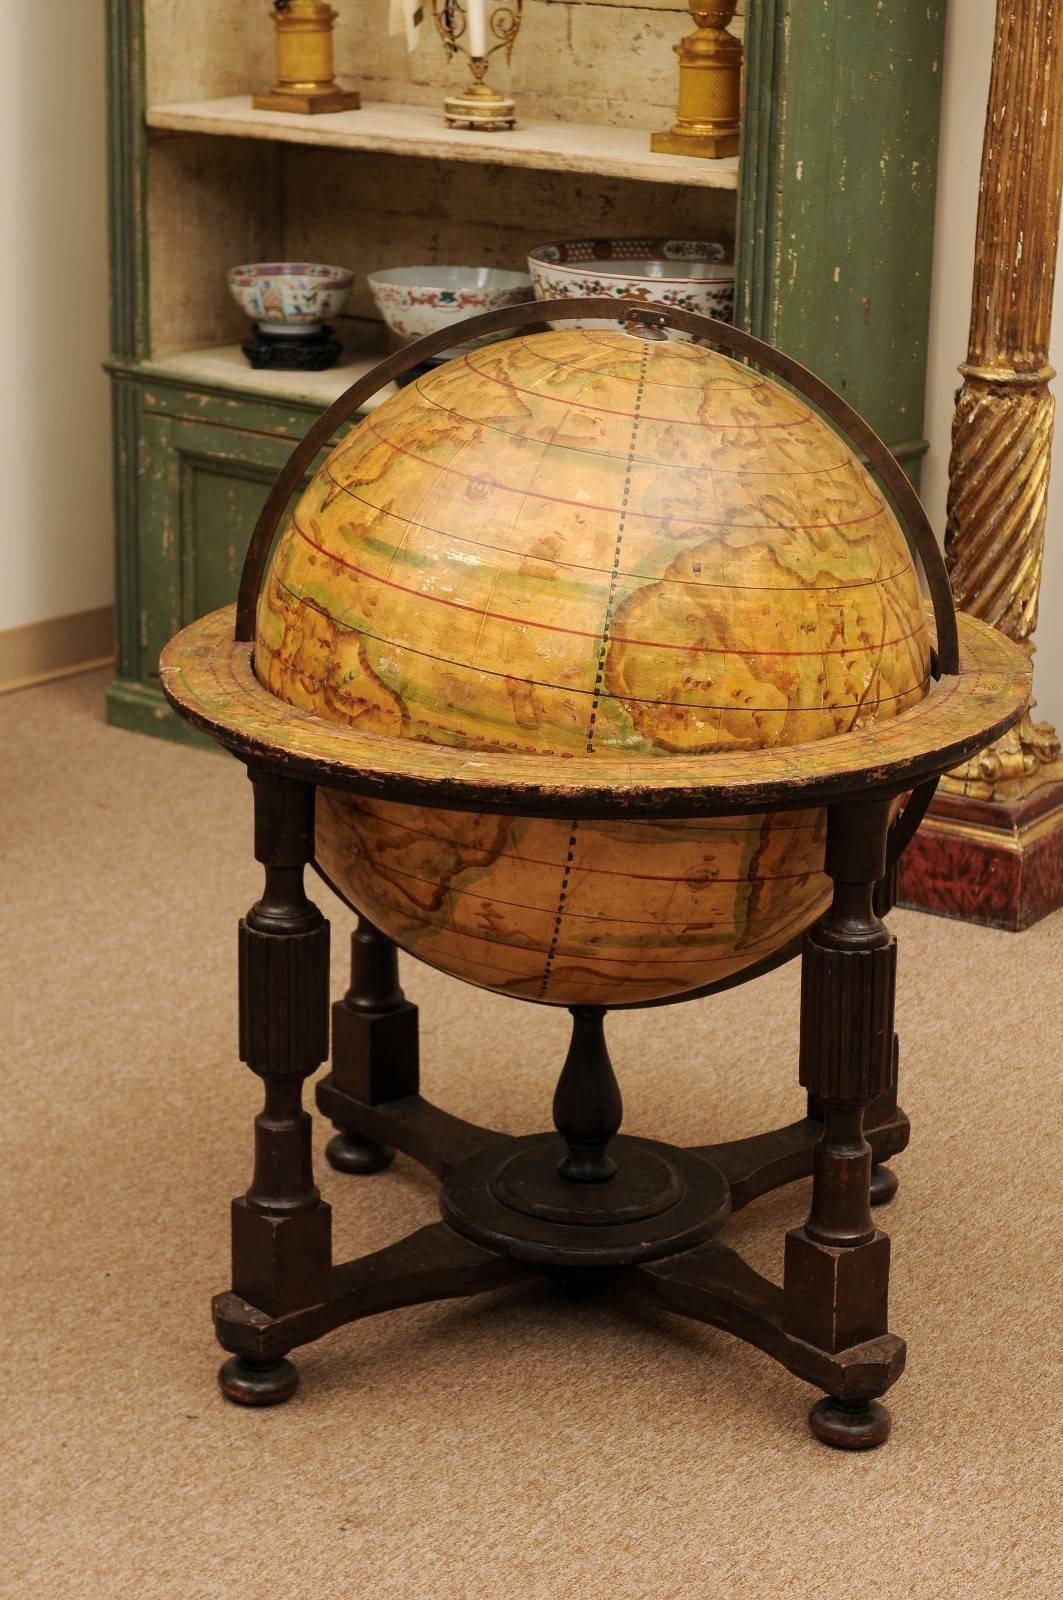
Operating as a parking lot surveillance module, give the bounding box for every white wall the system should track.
[0,2,112,633]
[923,0,1063,727]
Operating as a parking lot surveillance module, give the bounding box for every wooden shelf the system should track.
[146,97,740,191]
[139,345,396,411]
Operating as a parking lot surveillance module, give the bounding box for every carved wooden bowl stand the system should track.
[161,300,1030,1449]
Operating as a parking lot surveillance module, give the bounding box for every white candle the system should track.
[466,0,487,58]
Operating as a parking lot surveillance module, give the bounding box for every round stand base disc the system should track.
[491,1134,683,1224]
[442,1133,731,1267]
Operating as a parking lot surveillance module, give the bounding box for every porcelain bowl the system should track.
[226,262,354,335]
[527,239,735,328]
[367,265,534,345]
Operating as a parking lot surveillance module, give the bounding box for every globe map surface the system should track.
[255,328,931,1005]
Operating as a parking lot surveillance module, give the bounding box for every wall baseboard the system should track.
[0,606,115,695]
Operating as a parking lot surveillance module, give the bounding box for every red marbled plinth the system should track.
[897,781,1063,931]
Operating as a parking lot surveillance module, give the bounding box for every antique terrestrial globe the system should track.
[161,300,1029,1449]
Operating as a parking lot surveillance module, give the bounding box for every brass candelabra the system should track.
[430,0,523,131]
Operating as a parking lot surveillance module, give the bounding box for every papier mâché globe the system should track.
[255,329,930,1005]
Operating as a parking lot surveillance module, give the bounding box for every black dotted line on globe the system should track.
[583,340,652,756]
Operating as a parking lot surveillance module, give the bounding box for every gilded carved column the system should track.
[942,0,1063,802]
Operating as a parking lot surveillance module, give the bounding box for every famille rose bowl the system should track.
[367,265,534,346]
[226,262,354,335]
[527,239,735,329]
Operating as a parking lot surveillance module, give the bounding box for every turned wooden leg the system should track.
[323,915,419,1175]
[785,797,901,1449]
[868,1033,902,1205]
[811,1028,902,1208]
[219,766,332,1406]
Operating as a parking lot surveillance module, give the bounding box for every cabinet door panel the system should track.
[137,410,325,682]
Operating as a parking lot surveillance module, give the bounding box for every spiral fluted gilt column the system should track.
[942,0,1063,802]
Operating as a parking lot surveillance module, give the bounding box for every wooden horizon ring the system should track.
[161,604,1029,822]
[233,296,960,676]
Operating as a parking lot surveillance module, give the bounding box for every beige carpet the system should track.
[4,668,1062,1600]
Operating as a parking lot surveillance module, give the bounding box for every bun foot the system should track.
[326,1130,395,1174]
[808,1396,891,1450]
[870,1163,899,1206]
[219,1354,299,1407]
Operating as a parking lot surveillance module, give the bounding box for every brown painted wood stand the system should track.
[161,299,1031,1450]
[215,772,908,1448]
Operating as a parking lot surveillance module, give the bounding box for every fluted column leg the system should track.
[218,766,332,1406]
[784,798,900,1449]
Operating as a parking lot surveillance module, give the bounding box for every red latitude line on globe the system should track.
[325,469,914,591]
[337,850,816,917]
[258,596,930,717]
[360,417,886,527]
[516,334,776,397]
[342,812,820,884]
[458,350,809,428]
[295,522,928,659]
[412,377,855,478]
[397,918,765,969]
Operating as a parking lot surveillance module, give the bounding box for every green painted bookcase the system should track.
[106,0,946,744]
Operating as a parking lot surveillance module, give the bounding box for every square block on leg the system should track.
[783,1227,890,1354]
[230,1196,332,1319]
[331,1000,419,1104]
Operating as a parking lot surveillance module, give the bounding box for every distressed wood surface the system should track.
[107,0,149,360]
[148,134,282,354]
[339,0,713,131]
[143,0,273,105]
[736,1,946,459]
[136,346,397,411]
[145,98,739,188]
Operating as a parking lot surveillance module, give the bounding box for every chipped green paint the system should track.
[106,0,148,359]
[104,367,343,741]
[736,0,946,472]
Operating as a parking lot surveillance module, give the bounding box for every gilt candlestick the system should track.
[253,0,361,116]
[651,2,742,160]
